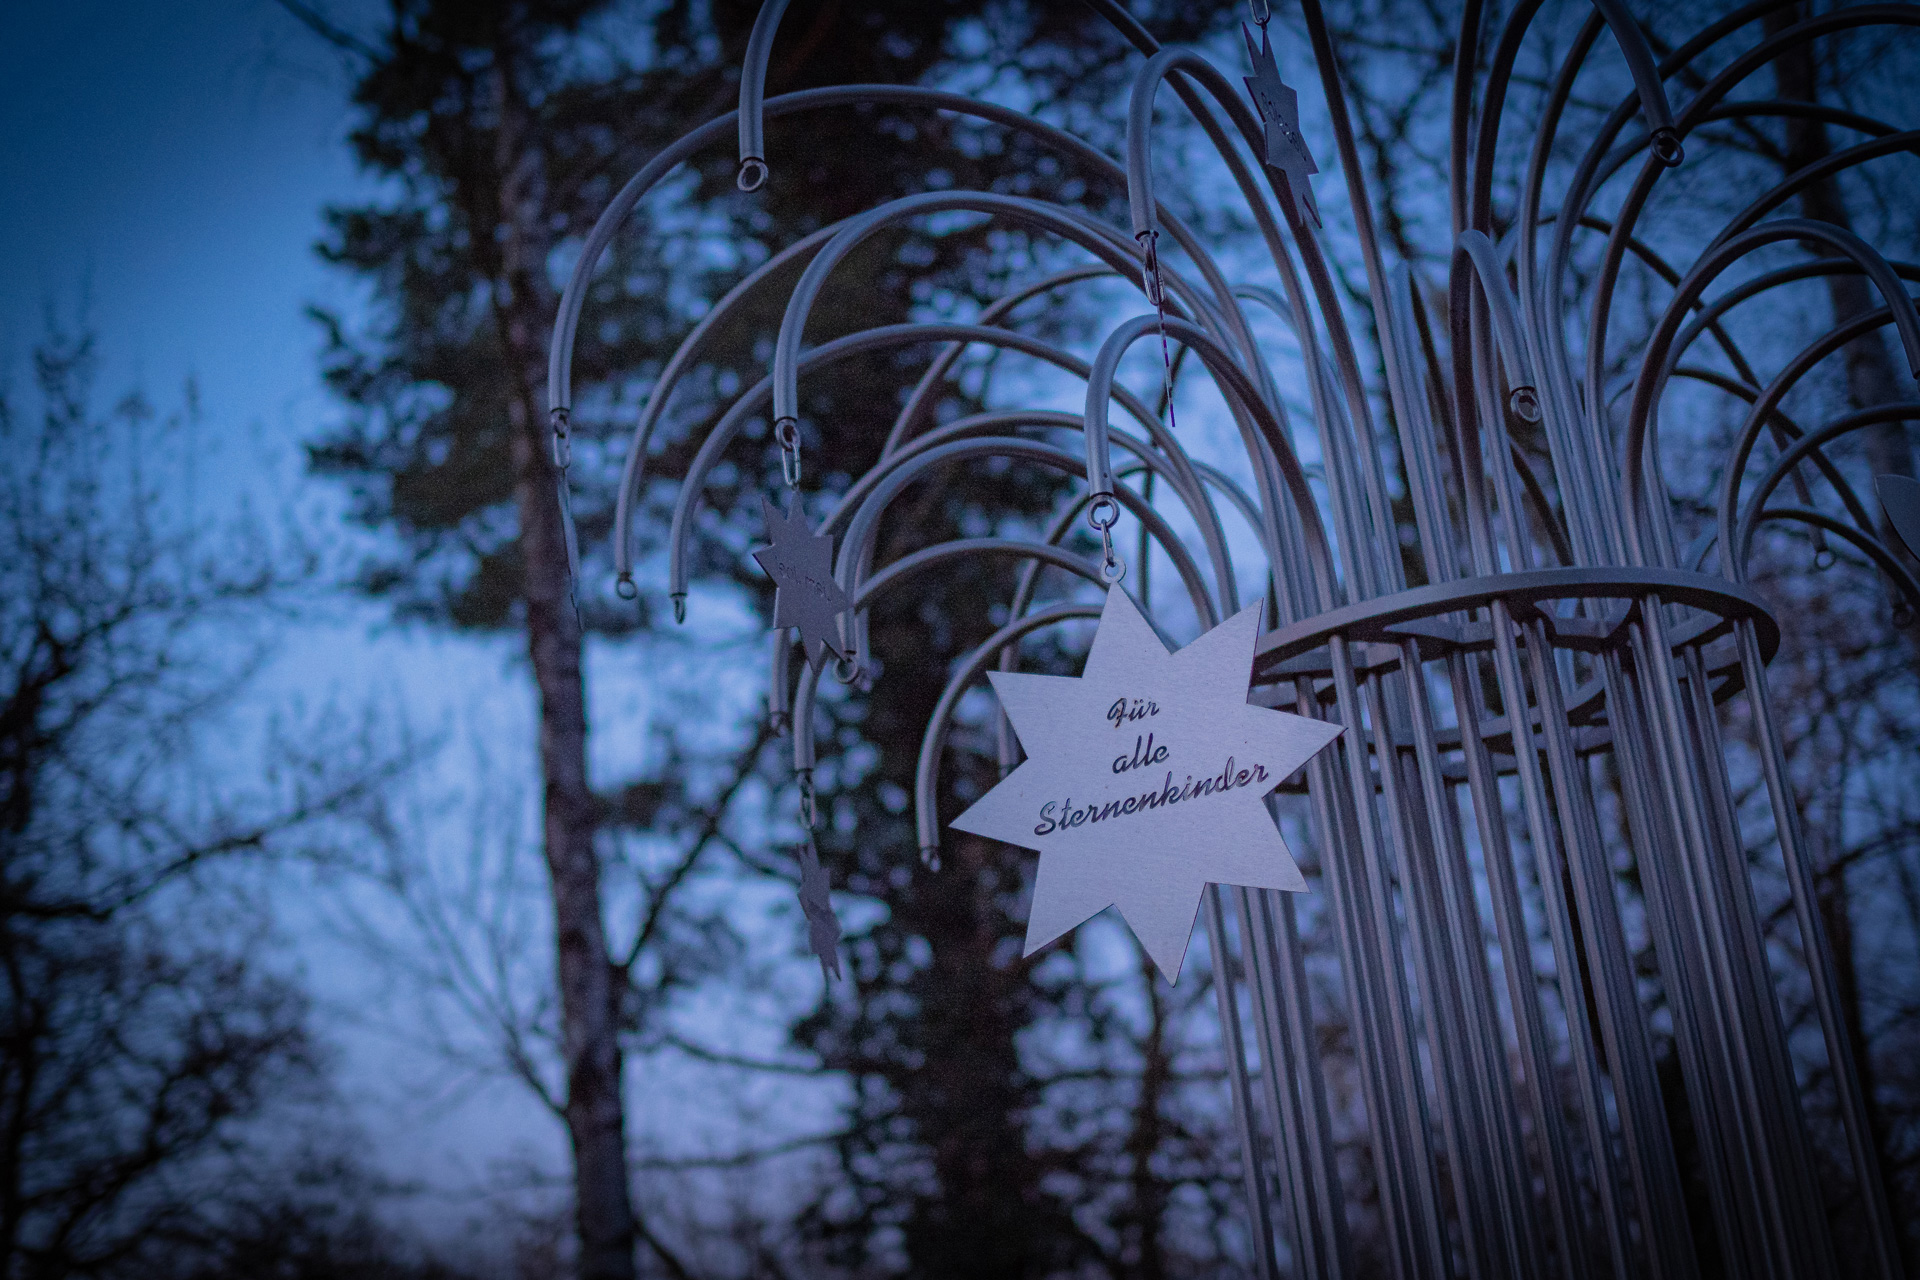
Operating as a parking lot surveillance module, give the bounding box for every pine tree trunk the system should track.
[493,59,638,1280]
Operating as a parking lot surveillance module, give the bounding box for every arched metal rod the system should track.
[1714,130,1920,248]
[1748,507,1920,614]
[1578,8,1920,468]
[612,223,837,581]
[1670,258,1920,372]
[910,602,1104,858]
[1666,370,1843,556]
[1526,0,1789,319]
[1716,306,1920,576]
[822,411,1234,658]
[1670,367,1852,555]
[1524,3,1829,557]
[1084,314,1337,610]
[809,461,1213,804]
[1108,0,1400,602]
[855,539,1106,614]
[1557,220,1883,558]
[548,82,1240,415]
[733,0,790,190]
[832,437,1217,638]
[666,321,1178,604]
[1623,220,1920,566]
[883,264,1116,457]
[771,191,1233,429]
[1733,403,1920,576]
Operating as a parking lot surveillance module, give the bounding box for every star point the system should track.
[951,589,1343,982]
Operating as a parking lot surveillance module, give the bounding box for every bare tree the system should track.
[0,324,435,1278]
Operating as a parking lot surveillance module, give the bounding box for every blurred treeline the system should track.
[4,1,1917,1277]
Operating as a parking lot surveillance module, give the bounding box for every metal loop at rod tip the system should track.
[1249,0,1271,26]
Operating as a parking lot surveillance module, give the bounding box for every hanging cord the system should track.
[1135,229,1182,443]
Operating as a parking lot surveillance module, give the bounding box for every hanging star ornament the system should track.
[1243,24,1321,229]
[796,839,843,980]
[950,589,1343,981]
[753,495,853,672]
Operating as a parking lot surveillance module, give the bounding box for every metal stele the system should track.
[752,494,853,671]
[951,588,1343,982]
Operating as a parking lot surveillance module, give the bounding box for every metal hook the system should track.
[774,415,802,487]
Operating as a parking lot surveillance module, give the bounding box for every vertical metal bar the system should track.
[1522,616,1699,1279]
[1398,641,1549,1278]
[1328,639,1452,1279]
[1204,885,1282,1280]
[1734,617,1904,1278]
[1486,601,1637,1278]
[1446,651,1593,1280]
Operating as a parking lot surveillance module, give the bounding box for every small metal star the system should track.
[753,495,853,672]
[1243,23,1321,229]
[796,839,843,980]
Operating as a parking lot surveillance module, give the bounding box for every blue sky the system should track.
[0,0,374,462]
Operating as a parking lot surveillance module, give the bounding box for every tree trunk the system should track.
[492,58,638,1280]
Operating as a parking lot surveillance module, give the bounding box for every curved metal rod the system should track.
[1578,9,1920,462]
[548,82,1240,414]
[832,437,1217,633]
[1713,130,1920,249]
[822,409,1235,653]
[770,191,1228,428]
[1669,258,1920,372]
[666,321,1177,602]
[734,0,791,190]
[1746,506,1920,614]
[1623,220,1920,565]
[612,223,838,579]
[855,538,1106,612]
[1732,403,1920,575]
[1714,303,1920,576]
[1084,314,1337,608]
[1674,366,1867,553]
[910,603,1104,857]
[883,264,1116,457]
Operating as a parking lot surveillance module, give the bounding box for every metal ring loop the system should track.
[1086,495,1121,530]
[833,652,862,686]
[1100,551,1128,584]
[737,155,768,191]
[1135,228,1164,308]
[614,573,639,600]
[774,416,802,487]
[1249,0,1271,25]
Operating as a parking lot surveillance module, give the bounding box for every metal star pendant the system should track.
[796,839,843,980]
[950,589,1343,981]
[753,495,853,672]
[1243,24,1321,229]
